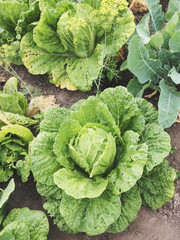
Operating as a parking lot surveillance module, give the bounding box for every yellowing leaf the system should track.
[0,114,12,125]
[28,95,60,118]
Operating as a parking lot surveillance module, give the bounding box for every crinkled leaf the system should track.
[60,190,121,235]
[54,168,108,199]
[158,80,180,128]
[43,198,69,232]
[138,160,176,210]
[128,36,162,84]
[0,1,28,37]
[0,111,38,127]
[108,185,142,233]
[3,207,49,240]
[16,0,40,39]
[40,107,70,133]
[1,222,30,240]
[135,98,158,124]
[107,130,148,194]
[30,132,61,185]
[140,123,171,171]
[36,182,62,200]
[66,44,104,91]
[0,167,13,183]
[99,86,144,134]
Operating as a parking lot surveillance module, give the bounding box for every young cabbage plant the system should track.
[123,0,180,128]
[30,86,176,236]
[20,0,135,91]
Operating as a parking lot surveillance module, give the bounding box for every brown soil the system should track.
[1,1,180,239]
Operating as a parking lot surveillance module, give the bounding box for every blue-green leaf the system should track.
[158,80,180,128]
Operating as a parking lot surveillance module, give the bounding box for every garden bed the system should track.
[0,0,179,239]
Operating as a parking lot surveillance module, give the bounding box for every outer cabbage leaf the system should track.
[138,160,176,210]
[30,132,61,185]
[107,130,148,194]
[135,98,158,124]
[140,123,171,171]
[36,182,62,200]
[40,107,70,133]
[60,190,121,235]
[107,185,142,233]
[43,198,70,232]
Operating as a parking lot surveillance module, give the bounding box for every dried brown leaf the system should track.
[28,95,60,118]
[129,0,147,13]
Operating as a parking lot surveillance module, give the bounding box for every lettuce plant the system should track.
[0,207,49,239]
[0,78,36,182]
[30,86,176,236]
[124,0,180,128]
[20,0,135,91]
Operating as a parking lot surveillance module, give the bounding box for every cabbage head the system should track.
[30,87,176,235]
[20,0,135,91]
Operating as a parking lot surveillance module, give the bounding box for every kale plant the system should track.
[0,78,37,182]
[124,0,180,128]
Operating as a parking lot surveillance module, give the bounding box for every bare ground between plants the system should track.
[0,64,180,240]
